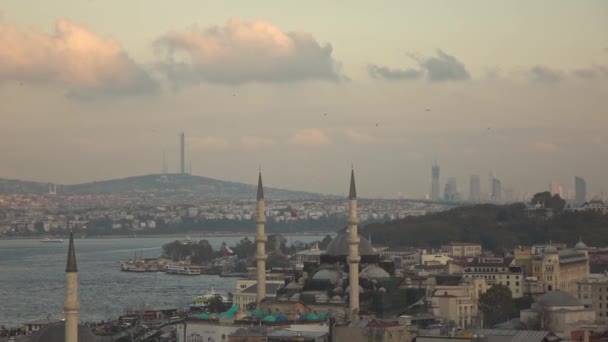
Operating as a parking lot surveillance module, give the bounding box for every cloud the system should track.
[288,128,330,145]
[368,49,470,82]
[344,128,374,143]
[190,136,230,150]
[0,17,157,98]
[527,65,563,83]
[534,142,560,152]
[153,18,343,85]
[240,136,274,149]
[367,65,422,80]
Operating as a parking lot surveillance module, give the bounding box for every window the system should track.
[516,282,520,286]
[507,281,510,286]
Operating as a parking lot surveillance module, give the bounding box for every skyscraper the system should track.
[575,176,587,206]
[431,163,440,201]
[491,177,502,203]
[179,132,185,174]
[469,175,481,202]
[444,177,459,201]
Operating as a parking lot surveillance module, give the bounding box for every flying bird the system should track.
[376,122,380,127]
[425,109,431,111]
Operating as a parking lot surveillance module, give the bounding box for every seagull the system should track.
[425,109,431,111]
[376,122,380,127]
[323,113,328,116]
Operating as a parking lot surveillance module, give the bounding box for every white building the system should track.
[462,257,525,298]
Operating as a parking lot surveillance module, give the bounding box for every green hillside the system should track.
[363,203,608,252]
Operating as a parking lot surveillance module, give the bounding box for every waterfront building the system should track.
[441,242,482,258]
[514,242,590,296]
[461,257,525,298]
[575,176,587,206]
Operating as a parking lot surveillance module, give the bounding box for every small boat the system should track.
[40,238,64,243]
[192,288,231,308]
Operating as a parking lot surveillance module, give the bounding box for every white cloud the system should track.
[153,18,343,84]
[0,16,156,98]
[288,128,330,145]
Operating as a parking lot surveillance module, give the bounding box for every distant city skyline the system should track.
[0,1,606,198]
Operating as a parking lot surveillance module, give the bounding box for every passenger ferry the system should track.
[40,237,64,243]
[165,263,202,275]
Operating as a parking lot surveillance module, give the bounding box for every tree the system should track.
[478,284,516,328]
[531,192,566,211]
[231,238,256,259]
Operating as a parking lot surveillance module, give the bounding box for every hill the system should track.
[0,174,330,200]
[363,203,608,252]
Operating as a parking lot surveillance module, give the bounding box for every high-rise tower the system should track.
[179,132,186,174]
[469,175,481,202]
[347,169,360,320]
[431,163,440,201]
[64,229,80,342]
[255,172,267,307]
[575,176,587,206]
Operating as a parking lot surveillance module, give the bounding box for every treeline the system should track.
[363,202,608,252]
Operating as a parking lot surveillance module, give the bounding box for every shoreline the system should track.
[0,231,333,240]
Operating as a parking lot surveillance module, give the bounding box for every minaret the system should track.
[255,171,267,307]
[347,168,360,320]
[64,230,80,342]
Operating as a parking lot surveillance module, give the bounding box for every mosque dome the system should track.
[537,290,581,307]
[312,269,341,283]
[360,266,390,280]
[575,240,588,250]
[325,232,376,256]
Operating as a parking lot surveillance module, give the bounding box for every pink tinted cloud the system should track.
[154,18,343,84]
[0,17,156,97]
[289,128,331,145]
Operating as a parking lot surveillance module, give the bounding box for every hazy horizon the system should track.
[1,1,607,198]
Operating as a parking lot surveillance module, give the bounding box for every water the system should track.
[0,234,325,327]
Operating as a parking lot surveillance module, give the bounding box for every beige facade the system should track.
[429,278,487,329]
[577,273,608,322]
[516,244,589,296]
[461,257,524,298]
[441,243,482,257]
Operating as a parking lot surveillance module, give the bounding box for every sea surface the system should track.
[0,234,325,327]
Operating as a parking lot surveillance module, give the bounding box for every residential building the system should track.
[429,278,487,330]
[461,257,525,298]
[577,273,608,322]
[442,242,482,257]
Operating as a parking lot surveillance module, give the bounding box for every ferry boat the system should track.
[191,288,232,310]
[165,263,202,275]
[40,238,64,243]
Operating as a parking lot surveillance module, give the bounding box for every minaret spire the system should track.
[347,168,360,320]
[255,171,267,308]
[64,228,80,342]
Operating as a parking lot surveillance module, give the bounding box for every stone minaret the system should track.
[347,169,360,320]
[64,230,80,342]
[255,172,267,307]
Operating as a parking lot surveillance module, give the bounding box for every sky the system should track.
[0,1,607,199]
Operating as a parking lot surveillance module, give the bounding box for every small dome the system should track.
[575,240,588,250]
[290,293,301,301]
[360,266,390,279]
[544,245,558,254]
[325,232,376,256]
[285,282,300,290]
[312,269,341,283]
[537,290,581,307]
